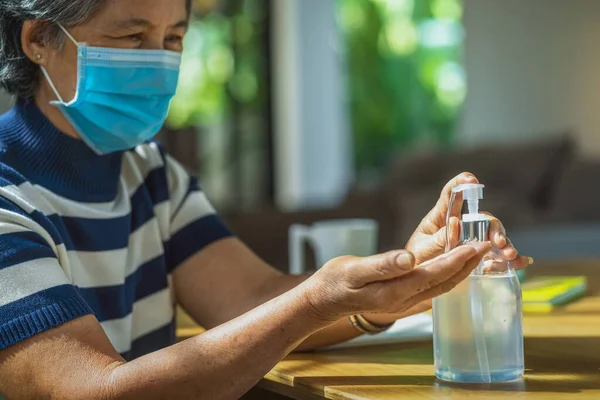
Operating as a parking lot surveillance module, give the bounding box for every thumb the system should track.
[344,250,416,288]
[432,216,461,251]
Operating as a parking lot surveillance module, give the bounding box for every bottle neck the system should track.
[461,219,490,243]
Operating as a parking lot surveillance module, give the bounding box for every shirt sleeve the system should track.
[0,199,93,350]
[164,154,234,272]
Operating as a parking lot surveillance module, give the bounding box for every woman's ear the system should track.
[21,20,51,66]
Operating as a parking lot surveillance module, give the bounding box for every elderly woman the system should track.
[0,0,529,399]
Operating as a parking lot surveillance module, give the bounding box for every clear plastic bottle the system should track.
[432,184,524,383]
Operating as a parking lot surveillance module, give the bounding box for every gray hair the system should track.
[0,0,192,99]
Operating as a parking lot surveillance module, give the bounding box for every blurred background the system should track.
[2,0,600,270]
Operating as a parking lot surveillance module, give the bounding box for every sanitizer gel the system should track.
[432,184,524,383]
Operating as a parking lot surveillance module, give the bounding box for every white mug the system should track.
[289,219,379,275]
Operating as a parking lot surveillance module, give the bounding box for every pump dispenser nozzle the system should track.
[450,184,489,242]
[452,183,485,219]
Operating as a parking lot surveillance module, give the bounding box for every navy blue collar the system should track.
[0,99,124,202]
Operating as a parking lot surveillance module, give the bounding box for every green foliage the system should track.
[167,0,268,130]
[168,0,466,180]
[337,0,465,175]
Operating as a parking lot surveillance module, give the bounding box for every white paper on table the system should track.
[320,313,433,351]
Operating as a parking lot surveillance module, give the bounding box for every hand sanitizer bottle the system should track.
[433,184,524,383]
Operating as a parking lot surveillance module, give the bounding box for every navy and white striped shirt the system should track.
[0,99,232,360]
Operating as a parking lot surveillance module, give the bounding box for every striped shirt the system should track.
[0,99,232,360]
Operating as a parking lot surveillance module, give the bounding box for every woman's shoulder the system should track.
[0,158,31,192]
[0,133,37,195]
[0,162,59,242]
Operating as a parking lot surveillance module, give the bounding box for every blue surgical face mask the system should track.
[40,24,181,155]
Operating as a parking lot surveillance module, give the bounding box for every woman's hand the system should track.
[358,173,532,328]
[405,172,532,269]
[302,242,491,323]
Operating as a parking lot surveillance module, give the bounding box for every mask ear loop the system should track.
[40,67,64,103]
[39,23,79,104]
[56,23,79,47]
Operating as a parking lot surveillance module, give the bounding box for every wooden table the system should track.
[259,261,600,399]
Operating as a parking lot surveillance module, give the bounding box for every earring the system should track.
[36,54,42,60]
